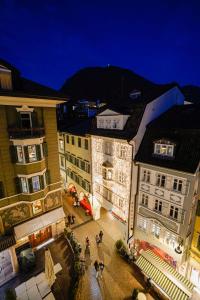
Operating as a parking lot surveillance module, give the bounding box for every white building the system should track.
[90,85,184,243]
[134,104,200,276]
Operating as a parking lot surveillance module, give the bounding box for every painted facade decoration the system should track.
[44,190,62,211]
[1,203,31,229]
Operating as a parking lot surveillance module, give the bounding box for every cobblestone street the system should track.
[73,217,155,300]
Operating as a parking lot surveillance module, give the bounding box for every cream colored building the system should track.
[134,105,200,277]
[58,119,92,205]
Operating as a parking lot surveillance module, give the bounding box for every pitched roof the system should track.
[60,118,93,136]
[136,104,200,173]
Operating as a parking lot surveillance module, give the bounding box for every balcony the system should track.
[8,127,45,139]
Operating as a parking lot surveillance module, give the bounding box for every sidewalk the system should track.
[73,219,155,300]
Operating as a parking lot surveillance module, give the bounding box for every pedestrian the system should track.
[95,234,100,246]
[94,260,99,278]
[67,214,71,226]
[71,215,76,224]
[99,261,104,278]
[99,230,103,243]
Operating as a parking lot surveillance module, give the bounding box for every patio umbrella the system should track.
[45,248,56,287]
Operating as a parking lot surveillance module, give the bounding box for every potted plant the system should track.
[132,288,139,300]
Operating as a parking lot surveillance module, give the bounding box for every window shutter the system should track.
[43,142,48,157]
[39,175,44,189]
[28,178,33,193]
[24,146,29,163]
[31,111,37,128]
[45,170,51,185]
[15,177,22,193]
[16,112,21,128]
[36,144,41,160]
[9,145,18,163]
[0,182,5,198]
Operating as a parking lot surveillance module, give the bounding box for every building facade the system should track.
[134,105,200,276]
[0,60,65,284]
[90,86,184,242]
[189,199,200,289]
[58,119,92,209]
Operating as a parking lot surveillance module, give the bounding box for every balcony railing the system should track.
[8,127,45,139]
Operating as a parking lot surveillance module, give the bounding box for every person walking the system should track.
[99,261,104,278]
[99,230,103,243]
[95,234,100,246]
[94,260,99,278]
[67,214,71,226]
[71,215,76,224]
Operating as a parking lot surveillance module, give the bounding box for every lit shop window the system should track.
[28,145,37,162]
[33,200,42,215]
[32,176,40,192]
[17,145,24,163]
[21,177,28,193]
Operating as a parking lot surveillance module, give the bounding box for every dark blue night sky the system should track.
[1,0,200,89]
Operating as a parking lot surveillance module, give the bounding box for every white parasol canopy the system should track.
[45,248,56,287]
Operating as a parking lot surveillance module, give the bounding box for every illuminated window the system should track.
[154,142,174,157]
[28,145,37,162]
[32,176,40,192]
[152,223,160,238]
[119,145,127,159]
[21,177,28,193]
[33,200,42,215]
[17,145,24,163]
[156,174,166,188]
[138,217,147,231]
[173,178,183,192]
[59,139,64,150]
[165,232,176,248]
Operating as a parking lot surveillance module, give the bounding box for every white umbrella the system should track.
[45,248,56,287]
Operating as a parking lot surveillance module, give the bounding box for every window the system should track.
[165,232,176,248]
[119,145,127,159]
[85,163,90,174]
[103,168,113,180]
[59,139,64,151]
[66,135,69,144]
[154,199,162,212]
[156,174,166,188]
[141,194,148,206]
[17,145,24,163]
[60,156,65,167]
[104,142,113,155]
[138,217,147,231]
[113,119,119,129]
[80,160,85,171]
[197,235,200,251]
[118,171,126,185]
[28,145,37,162]
[0,182,5,198]
[119,198,124,208]
[78,137,81,147]
[154,142,174,157]
[71,136,75,145]
[142,170,151,183]
[20,112,32,128]
[173,179,183,192]
[152,223,160,238]
[33,200,42,215]
[85,139,88,150]
[99,119,104,128]
[32,176,40,192]
[21,177,28,193]
[169,205,179,220]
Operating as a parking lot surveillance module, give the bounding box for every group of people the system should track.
[66,214,76,226]
[95,230,103,245]
[94,260,105,279]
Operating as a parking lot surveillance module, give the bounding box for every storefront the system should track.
[14,207,65,249]
[189,254,200,290]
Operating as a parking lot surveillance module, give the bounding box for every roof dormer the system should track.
[96,109,130,130]
[153,139,175,159]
